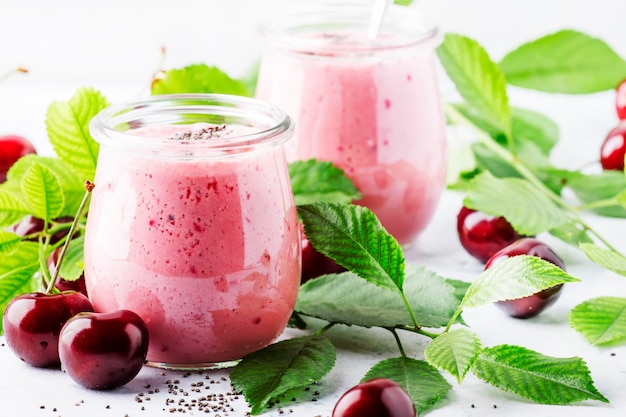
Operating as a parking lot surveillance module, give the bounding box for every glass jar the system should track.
[256,1,447,246]
[85,94,300,369]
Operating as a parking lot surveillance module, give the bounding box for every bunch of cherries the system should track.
[1,134,149,390]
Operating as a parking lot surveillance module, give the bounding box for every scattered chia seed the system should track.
[169,125,228,141]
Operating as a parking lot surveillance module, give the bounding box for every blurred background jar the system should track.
[256,1,447,246]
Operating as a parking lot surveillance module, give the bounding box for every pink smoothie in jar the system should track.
[85,95,300,369]
[256,3,446,246]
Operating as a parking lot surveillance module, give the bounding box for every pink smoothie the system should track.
[84,123,301,366]
[256,31,446,245]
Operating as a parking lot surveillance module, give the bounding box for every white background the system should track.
[1,0,626,159]
[1,1,626,416]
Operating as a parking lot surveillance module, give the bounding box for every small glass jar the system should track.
[256,1,447,246]
[85,94,300,369]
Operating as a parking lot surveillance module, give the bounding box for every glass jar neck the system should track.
[260,1,439,57]
[89,94,293,160]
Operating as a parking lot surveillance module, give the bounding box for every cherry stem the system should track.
[387,328,407,357]
[399,291,422,331]
[445,104,621,254]
[0,67,28,83]
[314,321,337,336]
[45,181,94,294]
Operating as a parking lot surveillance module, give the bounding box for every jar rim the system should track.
[89,94,293,160]
[259,1,439,55]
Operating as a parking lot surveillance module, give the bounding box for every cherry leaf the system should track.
[20,162,64,223]
[471,344,608,404]
[464,171,567,235]
[296,265,460,329]
[569,297,626,346]
[424,328,482,383]
[362,357,451,414]
[8,155,85,218]
[460,255,579,309]
[437,33,511,141]
[152,64,251,96]
[58,235,85,282]
[230,335,335,415]
[46,87,108,181]
[298,202,405,293]
[0,189,29,228]
[0,242,40,334]
[500,29,626,94]
[289,159,361,206]
[580,243,626,277]
[0,230,21,254]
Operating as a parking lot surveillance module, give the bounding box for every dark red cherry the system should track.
[332,378,416,417]
[600,122,626,171]
[616,79,626,121]
[47,247,88,296]
[2,292,94,367]
[59,310,149,390]
[485,238,565,319]
[0,134,36,183]
[457,206,523,263]
[9,215,75,245]
[302,234,346,283]
[9,215,45,240]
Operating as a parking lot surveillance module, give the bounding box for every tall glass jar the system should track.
[85,94,300,369]
[256,2,447,246]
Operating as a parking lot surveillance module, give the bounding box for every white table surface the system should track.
[1,1,626,416]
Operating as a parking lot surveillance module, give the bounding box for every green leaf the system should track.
[296,265,460,329]
[298,202,405,293]
[230,335,336,415]
[58,235,85,281]
[461,255,579,309]
[152,64,251,96]
[566,170,626,218]
[289,159,361,206]
[548,220,594,246]
[500,29,626,94]
[46,87,108,181]
[452,104,558,156]
[0,189,29,228]
[424,328,482,383]
[394,0,414,5]
[8,155,85,217]
[580,243,626,277]
[0,230,21,254]
[471,344,608,404]
[437,33,511,140]
[511,107,559,156]
[464,171,567,235]
[20,162,64,223]
[0,242,40,334]
[570,297,626,346]
[362,357,451,414]
[444,278,471,303]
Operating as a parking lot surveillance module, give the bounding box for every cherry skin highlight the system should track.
[2,292,94,367]
[485,238,565,319]
[0,134,36,183]
[457,206,523,263]
[600,122,626,171]
[59,309,149,390]
[332,378,416,417]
